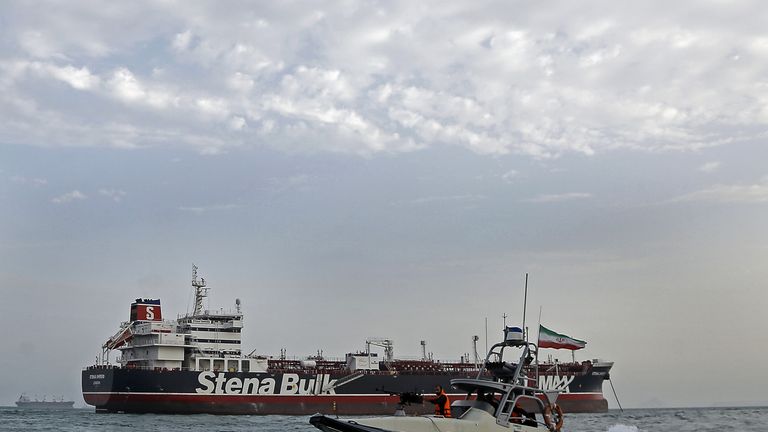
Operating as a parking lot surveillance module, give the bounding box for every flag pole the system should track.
[536,305,542,388]
[537,306,542,342]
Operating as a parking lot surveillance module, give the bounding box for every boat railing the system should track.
[497,393,551,427]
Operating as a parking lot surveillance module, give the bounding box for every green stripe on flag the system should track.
[539,325,587,344]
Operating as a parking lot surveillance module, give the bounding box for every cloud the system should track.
[177,204,241,214]
[501,170,519,183]
[98,188,126,202]
[51,190,87,204]
[19,31,60,59]
[10,175,47,186]
[524,192,593,203]
[106,68,178,109]
[2,1,768,157]
[396,194,487,206]
[172,30,194,52]
[267,174,312,193]
[37,62,100,90]
[699,161,721,173]
[4,60,100,90]
[669,178,768,204]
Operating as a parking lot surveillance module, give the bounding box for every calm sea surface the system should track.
[1,407,766,431]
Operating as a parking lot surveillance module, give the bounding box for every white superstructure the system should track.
[102,266,266,373]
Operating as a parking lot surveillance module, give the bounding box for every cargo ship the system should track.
[16,394,75,409]
[82,267,612,415]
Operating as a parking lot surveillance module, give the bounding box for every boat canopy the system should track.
[450,379,515,394]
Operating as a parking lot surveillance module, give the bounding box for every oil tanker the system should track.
[82,267,612,414]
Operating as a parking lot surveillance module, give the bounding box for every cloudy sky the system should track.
[1,0,767,409]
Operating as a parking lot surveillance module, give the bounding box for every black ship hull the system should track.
[82,366,609,415]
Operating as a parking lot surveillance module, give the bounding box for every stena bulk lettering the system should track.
[320,374,338,394]
[258,378,276,394]
[298,378,316,395]
[280,374,300,394]
[225,378,242,394]
[242,377,260,394]
[195,372,336,395]
[196,371,216,393]
[214,373,228,393]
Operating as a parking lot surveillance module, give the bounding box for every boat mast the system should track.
[522,273,528,340]
[192,264,209,316]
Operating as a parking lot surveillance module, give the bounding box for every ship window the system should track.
[213,359,225,371]
[242,360,250,372]
[189,339,241,344]
[199,359,211,371]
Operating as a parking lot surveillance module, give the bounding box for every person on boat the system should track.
[477,390,498,410]
[427,385,451,417]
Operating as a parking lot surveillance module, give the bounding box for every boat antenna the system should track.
[522,273,529,340]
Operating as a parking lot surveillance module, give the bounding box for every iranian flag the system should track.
[538,325,586,350]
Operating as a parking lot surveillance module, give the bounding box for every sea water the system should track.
[0,406,766,431]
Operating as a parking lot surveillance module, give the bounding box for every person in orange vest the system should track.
[427,385,451,417]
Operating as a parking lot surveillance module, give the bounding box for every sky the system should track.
[1,0,767,409]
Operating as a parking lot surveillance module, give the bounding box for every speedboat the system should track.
[310,326,565,432]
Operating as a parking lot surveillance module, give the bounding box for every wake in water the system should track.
[606,425,639,432]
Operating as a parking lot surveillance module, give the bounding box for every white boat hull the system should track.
[310,408,541,432]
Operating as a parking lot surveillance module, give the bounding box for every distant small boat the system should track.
[15,394,75,409]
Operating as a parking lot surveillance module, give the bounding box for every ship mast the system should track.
[192,264,209,316]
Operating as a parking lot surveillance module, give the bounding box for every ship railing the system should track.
[265,356,347,363]
[82,364,489,376]
[177,310,243,320]
[84,365,201,372]
[84,363,566,375]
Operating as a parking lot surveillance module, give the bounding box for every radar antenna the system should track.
[192,264,209,316]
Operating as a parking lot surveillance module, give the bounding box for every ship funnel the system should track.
[130,299,162,322]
